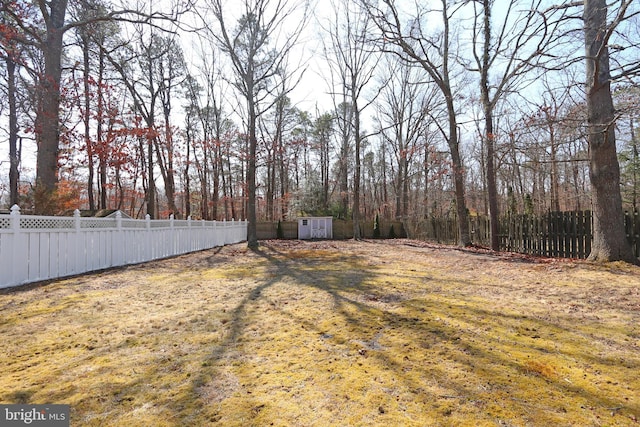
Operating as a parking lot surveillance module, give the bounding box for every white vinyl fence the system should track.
[0,205,248,289]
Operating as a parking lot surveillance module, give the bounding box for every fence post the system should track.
[73,209,82,274]
[8,205,24,286]
[231,218,235,244]
[74,209,81,231]
[170,214,175,256]
[10,204,20,231]
[145,214,152,260]
[186,215,192,252]
[114,211,123,267]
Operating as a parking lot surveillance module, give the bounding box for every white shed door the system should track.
[310,218,327,238]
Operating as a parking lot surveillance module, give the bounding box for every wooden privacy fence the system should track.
[0,205,248,288]
[409,210,640,259]
[500,211,592,258]
[256,219,406,240]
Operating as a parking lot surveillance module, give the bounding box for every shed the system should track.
[298,217,333,239]
[62,209,132,218]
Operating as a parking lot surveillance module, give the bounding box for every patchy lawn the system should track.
[1,239,639,426]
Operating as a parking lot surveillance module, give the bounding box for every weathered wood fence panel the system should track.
[409,210,639,260]
[256,221,298,239]
[0,206,247,289]
[625,210,640,258]
[500,211,593,258]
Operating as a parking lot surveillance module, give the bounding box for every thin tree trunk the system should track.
[97,51,107,209]
[147,127,156,218]
[82,34,96,211]
[446,97,471,246]
[184,126,192,219]
[353,96,362,240]
[7,55,20,207]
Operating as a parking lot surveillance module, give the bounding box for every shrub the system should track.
[373,213,381,238]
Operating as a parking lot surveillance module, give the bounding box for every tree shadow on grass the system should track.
[182,240,640,425]
[6,240,636,425]
[173,241,378,423]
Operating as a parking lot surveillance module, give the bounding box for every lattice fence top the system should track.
[0,217,10,229]
[0,209,246,232]
[21,216,75,230]
[120,219,148,229]
[150,220,171,228]
[80,219,117,229]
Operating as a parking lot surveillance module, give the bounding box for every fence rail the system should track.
[408,210,640,259]
[0,206,247,289]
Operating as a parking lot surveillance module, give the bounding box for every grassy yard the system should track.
[0,239,639,426]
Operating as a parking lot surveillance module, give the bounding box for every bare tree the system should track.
[469,0,557,250]
[363,0,472,246]
[204,0,308,248]
[154,34,186,217]
[322,0,381,239]
[374,57,434,222]
[313,112,334,213]
[191,41,234,220]
[105,30,163,218]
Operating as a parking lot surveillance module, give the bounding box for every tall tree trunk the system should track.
[147,127,156,218]
[340,111,350,220]
[446,96,471,246]
[550,128,560,212]
[247,99,258,248]
[480,0,499,250]
[353,97,362,240]
[316,114,331,212]
[381,142,389,219]
[484,113,499,250]
[395,132,405,219]
[81,33,96,211]
[266,149,274,221]
[194,150,208,219]
[34,0,68,214]
[155,121,180,217]
[631,117,638,211]
[184,126,192,219]
[97,51,107,209]
[211,143,221,220]
[7,55,20,207]
[584,0,636,263]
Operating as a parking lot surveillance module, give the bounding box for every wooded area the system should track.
[1,0,640,261]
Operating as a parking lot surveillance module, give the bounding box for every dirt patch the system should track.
[1,239,639,426]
